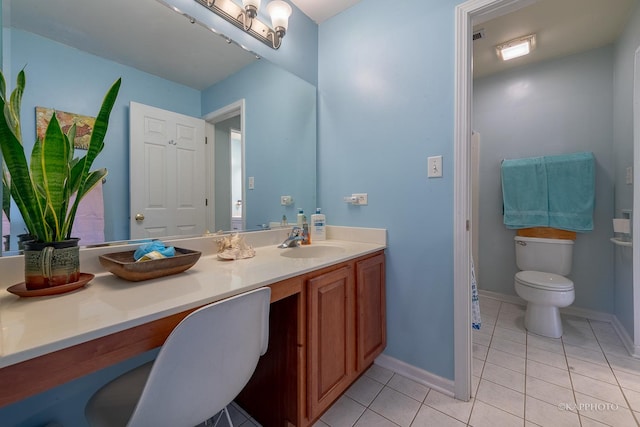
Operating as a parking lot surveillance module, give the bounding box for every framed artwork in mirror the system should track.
[35,106,96,150]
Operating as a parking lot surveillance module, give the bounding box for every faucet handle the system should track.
[289,226,302,236]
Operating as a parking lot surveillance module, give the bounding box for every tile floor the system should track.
[224,296,640,426]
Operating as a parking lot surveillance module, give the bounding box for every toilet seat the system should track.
[515,271,574,292]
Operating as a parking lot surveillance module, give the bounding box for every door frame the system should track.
[633,47,640,351]
[203,99,246,232]
[453,0,534,401]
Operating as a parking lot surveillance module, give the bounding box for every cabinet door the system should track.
[356,253,386,372]
[307,266,355,419]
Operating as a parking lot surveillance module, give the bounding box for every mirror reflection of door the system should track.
[230,130,244,231]
[129,102,207,239]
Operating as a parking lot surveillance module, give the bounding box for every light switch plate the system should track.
[428,156,443,178]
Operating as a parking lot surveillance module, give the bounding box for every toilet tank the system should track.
[514,236,574,275]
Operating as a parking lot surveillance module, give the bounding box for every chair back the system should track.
[127,287,270,427]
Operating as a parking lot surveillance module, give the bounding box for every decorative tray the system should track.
[7,273,95,297]
[99,248,202,282]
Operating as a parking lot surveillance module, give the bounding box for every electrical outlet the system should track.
[248,176,255,190]
[353,193,368,205]
[280,195,293,206]
[627,167,633,185]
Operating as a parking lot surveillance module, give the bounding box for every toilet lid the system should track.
[516,271,574,291]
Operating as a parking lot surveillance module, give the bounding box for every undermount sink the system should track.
[280,245,345,259]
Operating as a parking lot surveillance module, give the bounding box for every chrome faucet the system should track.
[278,227,304,248]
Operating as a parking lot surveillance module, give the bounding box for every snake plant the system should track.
[0,70,121,242]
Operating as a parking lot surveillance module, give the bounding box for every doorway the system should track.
[204,100,246,232]
[455,0,640,401]
[454,0,561,401]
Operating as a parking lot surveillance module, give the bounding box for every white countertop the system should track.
[0,226,386,369]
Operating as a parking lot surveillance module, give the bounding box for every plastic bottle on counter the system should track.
[297,209,305,227]
[302,218,311,245]
[310,208,326,241]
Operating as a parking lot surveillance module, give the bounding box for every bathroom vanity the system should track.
[0,227,386,426]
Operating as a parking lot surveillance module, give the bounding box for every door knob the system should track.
[135,213,145,222]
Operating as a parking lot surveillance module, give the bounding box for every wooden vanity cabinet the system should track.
[355,252,386,372]
[238,250,386,427]
[307,265,356,419]
[306,251,386,422]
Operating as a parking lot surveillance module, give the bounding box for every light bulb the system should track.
[266,1,292,32]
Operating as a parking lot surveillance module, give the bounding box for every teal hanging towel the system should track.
[501,156,549,229]
[545,152,595,232]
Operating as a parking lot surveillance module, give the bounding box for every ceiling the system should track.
[291,0,639,78]
[290,0,361,24]
[473,0,637,78]
[7,0,637,89]
[6,0,259,91]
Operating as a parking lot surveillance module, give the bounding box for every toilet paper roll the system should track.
[613,218,631,234]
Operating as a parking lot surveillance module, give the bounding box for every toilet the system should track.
[514,235,575,338]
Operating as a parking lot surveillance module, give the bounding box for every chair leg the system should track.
[210,406,233,427]
[223,407,233,427]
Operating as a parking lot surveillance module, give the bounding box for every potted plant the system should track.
[0,69,121,289]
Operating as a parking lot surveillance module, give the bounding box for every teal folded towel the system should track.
[134,241,175,261]
[545,152,595,232]
[501,156,549,229]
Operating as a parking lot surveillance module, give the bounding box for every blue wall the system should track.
[202,60,317,228]
[7,29,201,245]
[318,0,456,379]
[473,46,615,313]
[613,1,640,339]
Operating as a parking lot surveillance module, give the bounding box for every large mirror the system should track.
[1,0,317,254]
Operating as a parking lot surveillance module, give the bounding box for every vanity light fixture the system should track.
[496,34,536,61]
[197,0,292,49]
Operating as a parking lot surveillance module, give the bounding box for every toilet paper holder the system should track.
[611,217,632,247]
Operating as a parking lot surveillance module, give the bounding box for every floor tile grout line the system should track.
[482,301,528,425]
[560,329,584,427]
[351,394,401,427]
[419,399,474,427]
[524,326,529,426]
[585,318,640,427]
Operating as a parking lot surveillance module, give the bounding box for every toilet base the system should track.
[524,304,563,338]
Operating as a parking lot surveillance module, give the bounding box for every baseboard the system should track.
[478,289,639,358]
[374,353,455,397]
[478,289,614,322]
[560,305,614,323]
[478,289,525,306]
[611,316,640,358]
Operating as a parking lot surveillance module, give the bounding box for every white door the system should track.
[130,102,206,239]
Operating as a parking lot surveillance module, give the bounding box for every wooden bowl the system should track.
[99,248,201,281]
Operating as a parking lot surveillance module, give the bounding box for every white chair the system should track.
[85,287,271,427]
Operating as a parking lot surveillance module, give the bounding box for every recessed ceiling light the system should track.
[496,34,536,61]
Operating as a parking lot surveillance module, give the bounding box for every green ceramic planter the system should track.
[23,238,80,289]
